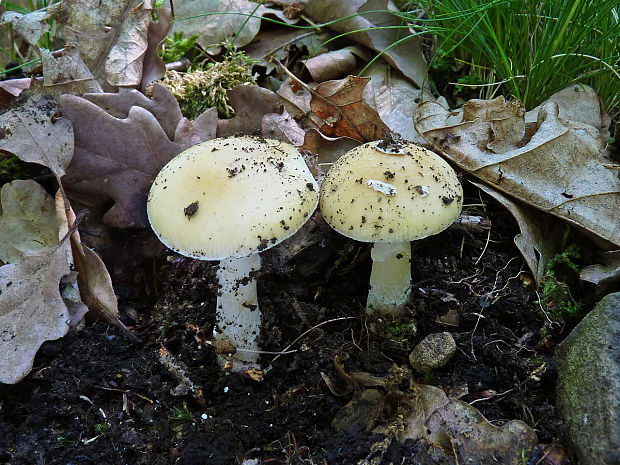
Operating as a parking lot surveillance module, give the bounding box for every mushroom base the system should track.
[366,241,412,314]
[214,254,262,364]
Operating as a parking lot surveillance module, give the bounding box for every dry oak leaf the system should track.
[83,83,183,141]
[49,0,152,89]
[414,96,620,247]
[216,85,282,137]
[0,95,74,182]
[172,0,298,54]
[141,7,173,91]
[310,75,389,142]
[38,46,103,97]
[473,181,562,284]
[0,241,72,384]
[59,94,192,229]
[0,10,50,47]
[0,180,59,264]
[302,0,428,88]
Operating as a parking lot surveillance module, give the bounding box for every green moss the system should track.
[385,321,416,341]
[161,48,256,119]
[159,31,199,63]
[537,243,584,323]
[0,155,40,184]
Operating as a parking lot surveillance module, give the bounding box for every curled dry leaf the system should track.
[310,75,389,142]
[302,0,428,88]
[302,46,370,83]
[0,10,50,47]
[0,239,72,384]
[141,7,173,91]
[0,95,74,182]
[277,76,315,130]
[244,29,330,75]
[425,399,537,464]
[0,78,31,98]
[414,94,620,247]
[38,46,103,97]
[54,194,89,329]
[389,383,536,465]
[49,0,152,89]
[366,61,429,143]
[0,180,59,264]
[216,85,282,137]
[473,181,561,284]
[59,94,193,228]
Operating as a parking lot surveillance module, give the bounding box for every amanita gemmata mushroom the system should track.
[320,140,462,314]
[147,136,319,366]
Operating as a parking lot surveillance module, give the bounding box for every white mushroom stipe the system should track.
[367,179,397,196]
[214,254,261,364]
[367,242,412,312]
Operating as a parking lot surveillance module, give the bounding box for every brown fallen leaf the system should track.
[302,0,428,88]
[0,78,31,97]
[262,109,305,146]
[244,28,330,75]
[0,180,59,264]
[414,93,620,247]
[580,250,620,295]
[141,7,173,91]
[0,241,73,384]
[526,84,611,138]
[300,128,360,170]
[50,0,152,89]
[277,76,317,130]
[172,0,298,54]
[0,95,74,183]
[0,78,31,111]
[366,61,430,143]
[37,46,103,96]
[473,182,562,284]
[425,398,537,465]
[84,83,183,141]
[0,10,50,47]
[59,94,192,228]
[310,75,389,141]
[216,85,282,137]
[302,46,370,83]
[55,192,136,339]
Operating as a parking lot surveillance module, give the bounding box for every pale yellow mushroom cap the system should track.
[320,141,462,242]
[147,136,319,259]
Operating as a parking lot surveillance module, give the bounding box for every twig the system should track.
[266,316,356,370]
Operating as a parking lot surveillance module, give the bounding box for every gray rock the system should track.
[409,332,456,372]
[555,292,620,465]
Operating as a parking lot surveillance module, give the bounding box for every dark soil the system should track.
[0,189,573,465]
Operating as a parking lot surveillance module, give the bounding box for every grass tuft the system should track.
[397,0,619,120]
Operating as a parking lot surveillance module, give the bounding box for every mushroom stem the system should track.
[366,241,412,314]
[214,254,262,363]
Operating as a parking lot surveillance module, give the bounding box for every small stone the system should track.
[409,332,456,372]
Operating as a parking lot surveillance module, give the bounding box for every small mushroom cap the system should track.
[147,136,319,260]
[320,141,462,242]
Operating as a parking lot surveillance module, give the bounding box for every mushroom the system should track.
[147,136,319,365]
[319,140,462,314]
